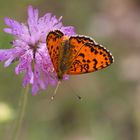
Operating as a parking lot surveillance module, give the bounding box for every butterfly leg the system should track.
[51,81,61,100]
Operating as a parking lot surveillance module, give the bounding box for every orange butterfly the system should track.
[46,30,114,99]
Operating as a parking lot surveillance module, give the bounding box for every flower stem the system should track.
[11,85,29,140]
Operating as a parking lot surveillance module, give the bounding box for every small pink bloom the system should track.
[0,6,75,95]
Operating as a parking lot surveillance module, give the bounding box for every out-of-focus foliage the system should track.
[0,0,140,140]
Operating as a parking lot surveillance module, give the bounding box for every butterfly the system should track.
[46,30,114,80]
[46,30,114,99]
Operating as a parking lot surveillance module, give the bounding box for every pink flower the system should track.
[0,5,75,95]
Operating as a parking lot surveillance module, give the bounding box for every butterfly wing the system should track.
[67,36,114,74]
[63,36,95,67]
[46,30,64,72]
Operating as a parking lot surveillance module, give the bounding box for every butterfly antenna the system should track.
[72,89,82,100]
[65,82,82,100]
[73,93,82,100]
[51,81,61,100]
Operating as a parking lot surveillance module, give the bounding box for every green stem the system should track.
[11,85,29,140]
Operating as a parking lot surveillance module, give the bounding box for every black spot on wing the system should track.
[95,44,114,64]
[106,62,109,66]
[47,30,64,41]
[94,49,98,54]
[82,59,86,63]
[87,59,91,63]
[93,58,98,70]
[71,60,81,71]
[83,64,89,73]
[100,51,103,55]
[78,53,85,58]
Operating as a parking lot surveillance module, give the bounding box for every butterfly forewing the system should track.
[46,30,64,72]
[67,36,114,74]
[62,36,95,68]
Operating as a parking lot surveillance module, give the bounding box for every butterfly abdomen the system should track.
[57,39,72,80]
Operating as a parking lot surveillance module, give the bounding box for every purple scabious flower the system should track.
[0,5,75,95]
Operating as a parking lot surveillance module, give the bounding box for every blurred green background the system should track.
[0,0,140,140]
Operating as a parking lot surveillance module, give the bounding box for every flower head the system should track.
[0,5,75,95]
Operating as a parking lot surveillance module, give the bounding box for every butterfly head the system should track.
[62,36,69,41]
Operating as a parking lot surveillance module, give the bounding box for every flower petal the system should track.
[4,56,15,67]
[61,26,76,36]
[0,49,15,61]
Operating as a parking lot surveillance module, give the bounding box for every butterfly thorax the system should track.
[57,39,72,80]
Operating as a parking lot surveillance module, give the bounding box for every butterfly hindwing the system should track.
[46,30,64,72]
[61,36,96,69]
[67,36,114,74]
